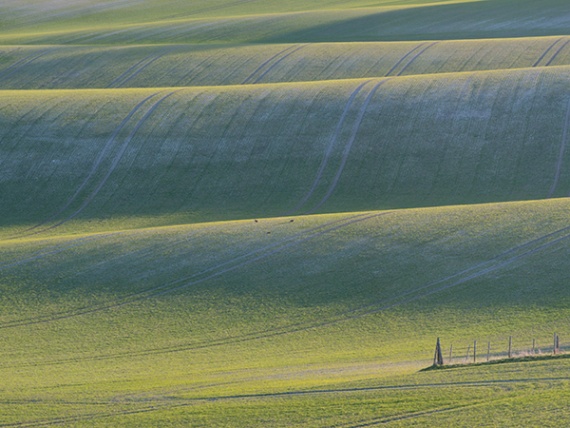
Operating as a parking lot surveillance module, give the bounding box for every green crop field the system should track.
[1,0,570,426]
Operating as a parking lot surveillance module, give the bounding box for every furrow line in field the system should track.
[396,42,438,76]
[548,97,570,197]
[309,79,390,213]
[241,45,298,84]
[0,214,376,329]
[544,38,570,67]
[18,93,160,236]
[284,80,372,215]
[532,37,564,67]
[252,44,306,84]
[32,91,177,235]
[385,43,425,77]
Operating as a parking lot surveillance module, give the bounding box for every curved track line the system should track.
[548,97,570,197]
[49,91,179,229]
[544,39,570,67]
[396,42,438,76]
[309,79,389,213]
[532,37,563,67]
[252,44,306,84]
[241,45,297,84]
[20,93,160,235]
[284,80,372,215]
[385,43,425,77]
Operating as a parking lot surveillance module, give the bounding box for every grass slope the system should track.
[2,67,570,234]
[2,37,570,89]
[1,0,569,45]
[1,200,570,425]
[1,0,570,426]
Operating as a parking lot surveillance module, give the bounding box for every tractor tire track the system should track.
[532,37,564,67]
[45,91,179,230]
[548,97,570,197]
[252,44,306,84]
[544,38,570,67]
[309,79,390,213]
[395,42,438,76]
[20,93,160,236]
[0,213,376,330]
[385,43,426,77]
[107,56,157,88]
[108,48,177,88]
[242,45,298,84]
[284,80,372,216]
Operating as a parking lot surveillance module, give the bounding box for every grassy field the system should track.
[1,0,570,426]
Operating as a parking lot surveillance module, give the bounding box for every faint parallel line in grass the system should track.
[544,38,570,67]
[532,37,564,67]
[395,42,438,77]
[0,213,377,330]
[309,78,390,213]
[284,80,372,216]
[242,45,298,84]
[548,97,570,197]
[252,44,306,84]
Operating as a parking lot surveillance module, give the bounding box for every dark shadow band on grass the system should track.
[421,352,570,372]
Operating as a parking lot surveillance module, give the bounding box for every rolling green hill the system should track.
[1,0,570,426]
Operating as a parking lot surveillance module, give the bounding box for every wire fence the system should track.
[433,333,567,366]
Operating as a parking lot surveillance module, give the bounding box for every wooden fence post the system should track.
[434,337,444,366]
[508,336,512,358]
[487,341,491,362]
[449,344,453,363]
[473,340,477,363]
